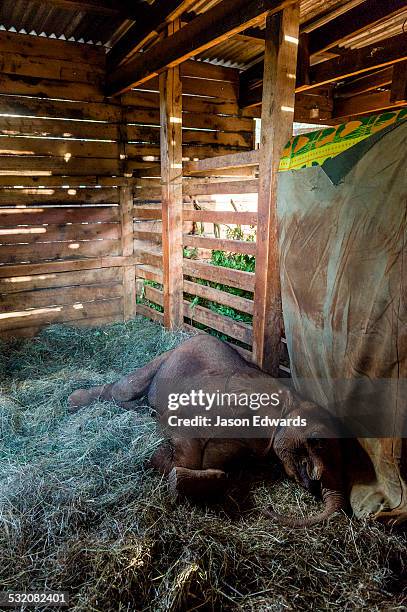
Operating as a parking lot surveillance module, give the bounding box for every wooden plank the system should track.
[136,264,163,284]
[143,284,253,345]
[183,234,256,256]
[183,210,257,225]
[0,223,119,244]
[298,34,407,92]
[0,116,118,141]
[183,279,254,315]
[183,300,252,345]
[0,176,132,187]
[333,89,407,119]
[0,206,119,227]
[160,20,184,329]
[0,282,123,312]
[183,259,255,292]
[0,266,120,294]
[335,68,393,99]
[0,95,121,123]
[0,156,122,176]
[0,188,119,205]
[107,0,197,68]
[183,150,260,175]
[136,302,164,323]
[0,136,118,159]
[106,0,290,95]
[0,255,137,278]
[252,5,300,375]
[391,60,407,103]
[120,184,137,320]
[308,0,407,55]
[0,31,104,65]
[0,239,121,264]
[0,297,123,331]
[0,74,105,103]
[183,179,258,196]
[0,51,104,85]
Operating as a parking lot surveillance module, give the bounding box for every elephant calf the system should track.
[69,334,344,527]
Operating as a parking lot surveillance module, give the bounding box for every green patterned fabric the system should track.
[279,108,407,172]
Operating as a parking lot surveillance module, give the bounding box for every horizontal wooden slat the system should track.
[136,264,163,283]
[133,205,162,220]
[134,242,163,267]
[0,31,104,65]
[183,210,257,225]
[0,255,137,278]
[183,279,253,315]
[0,188,119,205]
[136,302,164,323]
[0,156,122,175]
[0,281,123,312]
[0,176,132,187]
[183,234,256,255]
[0,266,120,293]
[0,74,105,103]
[0,116,119,141]
[0,206,119,227]
[183,179,258,196]
[184,149,260,175]
[0,223,119,244]
[0,297,123,331]
[183,259,255,291]
[0,136,118,158]
[0,51,104,85]
[0,95,121,123]
[0,239,121,263]
[142,284,253,345]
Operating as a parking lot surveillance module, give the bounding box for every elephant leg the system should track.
[168,466,227,499]
[68,350,172,412]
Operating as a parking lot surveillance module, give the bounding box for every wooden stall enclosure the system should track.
[0,0,405,370]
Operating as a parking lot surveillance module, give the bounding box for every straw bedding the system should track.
[0,318,406,611]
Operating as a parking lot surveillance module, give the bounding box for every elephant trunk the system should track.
[264,486,345,527]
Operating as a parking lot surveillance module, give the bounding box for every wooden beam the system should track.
[106,0,292,95]
[299,33,407,91]
[252,4,300,375]
[391,60,407,103]
[183,150,260,175]
[107,0,196,69]
[335,67,393,99]
[333,89,407,120]
[308,0,407,55]
[120,183,137,320]
[239,0,407,105]
[160,20,184,329]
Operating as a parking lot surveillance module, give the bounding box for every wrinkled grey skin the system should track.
[69,335,345,527]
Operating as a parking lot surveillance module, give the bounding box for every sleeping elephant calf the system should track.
[69,335,345,527]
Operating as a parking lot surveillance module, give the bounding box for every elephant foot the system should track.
[168,466,227,500]
[68,385,108,412]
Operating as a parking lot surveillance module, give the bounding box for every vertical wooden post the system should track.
[252,4,300,375]
[160,19,184,329]
[120,182,136,320]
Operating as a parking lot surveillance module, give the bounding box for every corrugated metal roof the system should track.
[0,0,405,68]
[0,0,127,45]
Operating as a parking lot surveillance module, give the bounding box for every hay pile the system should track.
[0,318,406,611]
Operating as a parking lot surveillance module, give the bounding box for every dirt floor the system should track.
[0,318,406,611]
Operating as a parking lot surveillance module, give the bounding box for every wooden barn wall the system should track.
[0,30,255,339]
[132,65,262,363]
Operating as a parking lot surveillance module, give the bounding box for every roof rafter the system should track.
[107,0,197,69]
[106,0,294,96]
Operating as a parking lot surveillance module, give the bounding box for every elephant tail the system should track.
[263,487,345,528]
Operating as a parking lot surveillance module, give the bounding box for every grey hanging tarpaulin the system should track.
[277,119,407,523]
